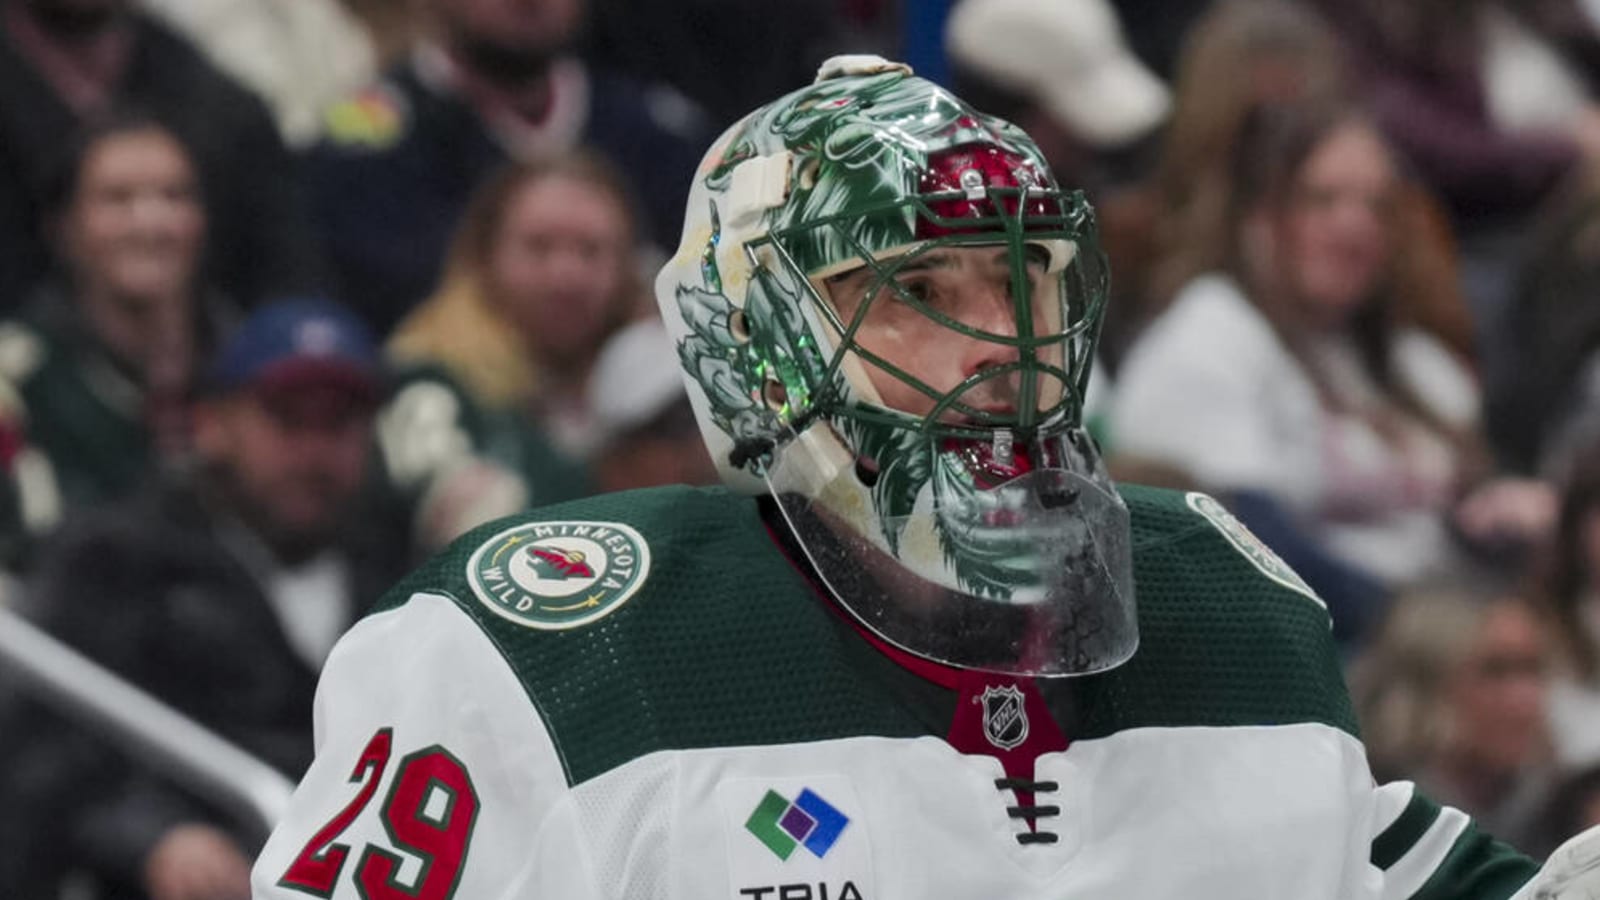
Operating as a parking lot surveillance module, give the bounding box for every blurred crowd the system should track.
[2,0,1600,896]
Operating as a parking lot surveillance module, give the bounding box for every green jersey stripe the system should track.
[1403,819,1538,900]
[1372,792,1441,870]
[1382,806,1469,899]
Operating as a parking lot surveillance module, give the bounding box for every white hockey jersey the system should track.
[251,484,1541,900]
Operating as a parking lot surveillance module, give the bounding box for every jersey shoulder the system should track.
[1121,483,1323,610]
[373,484,760,622]
[1078,484,1357,739]
[372,486,936,784]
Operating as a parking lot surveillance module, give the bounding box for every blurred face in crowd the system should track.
[488,173,632,371]
[1278,121,1397,326]
[1443,600,1549,777]
[195,385,375,560]
[61,127,205,308]
[434,0,583,80]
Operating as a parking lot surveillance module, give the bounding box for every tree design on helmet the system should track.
[657,56,1136,677]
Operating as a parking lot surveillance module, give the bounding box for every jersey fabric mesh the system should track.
[372,483,1356,787]
[568,752,676,900]
[1064,484,1357,741]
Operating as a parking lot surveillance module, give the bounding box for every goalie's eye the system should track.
[894,278,933,305]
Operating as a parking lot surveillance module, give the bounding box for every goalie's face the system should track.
[822,246,1056,425]
[756,227,1136,679]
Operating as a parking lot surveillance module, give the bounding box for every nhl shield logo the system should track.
[976,685,1029,751]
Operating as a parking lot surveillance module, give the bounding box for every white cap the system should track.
[946,0,1170,149]
[587,319,688,450]
[815,54,914,82]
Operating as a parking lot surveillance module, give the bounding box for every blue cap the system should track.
[209,298,382,400]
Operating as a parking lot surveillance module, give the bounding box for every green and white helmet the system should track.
[655,56,1136,677]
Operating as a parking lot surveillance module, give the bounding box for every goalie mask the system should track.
[654,56,1136,677]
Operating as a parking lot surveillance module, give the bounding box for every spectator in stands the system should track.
[140,0,379,147]
[583,0,859,129]
[1129,0,1346,342]
[1102,0,1471,373]
[0,297,398,900]
[1311,0,1600,232]
[945,0,1170,195]
[377,163,713,538]
[1536,448,1600,767]
[1490,167,1600,476]
[338,0,422,68]
[387,154,642,464]
[1105,0,1214,80]
[1112,99,1554,639]
[0,0,321,309]
[1309,0,1600,411]
[0,112,234,565]
[306,0,707,335]
[585,319,717,494]
[1478,0,1600,140]
[1352,580,1559,855]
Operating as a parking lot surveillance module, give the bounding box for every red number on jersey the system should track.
[278,728,393,897]
[277,733,480,899]
[356,747,480,900]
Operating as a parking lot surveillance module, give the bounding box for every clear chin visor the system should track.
[765,427,1138,677]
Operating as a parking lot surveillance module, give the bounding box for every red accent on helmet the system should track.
[916,144,1054,238]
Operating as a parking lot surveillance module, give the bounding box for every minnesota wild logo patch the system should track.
[466,520,651,630]
[1185,492,1323,608]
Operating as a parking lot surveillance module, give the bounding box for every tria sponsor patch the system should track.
[466,520,651,630]
[745,788,850,861]
[719,776,874,900]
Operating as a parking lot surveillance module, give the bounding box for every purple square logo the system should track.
[779,805,817,842]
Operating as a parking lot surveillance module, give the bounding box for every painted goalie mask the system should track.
[655,56,1136,677]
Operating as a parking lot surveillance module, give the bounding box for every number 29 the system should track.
[278,729,480,900]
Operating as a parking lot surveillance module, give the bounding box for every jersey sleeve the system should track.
[250,592,585,900]
[1368,780,1538,900]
